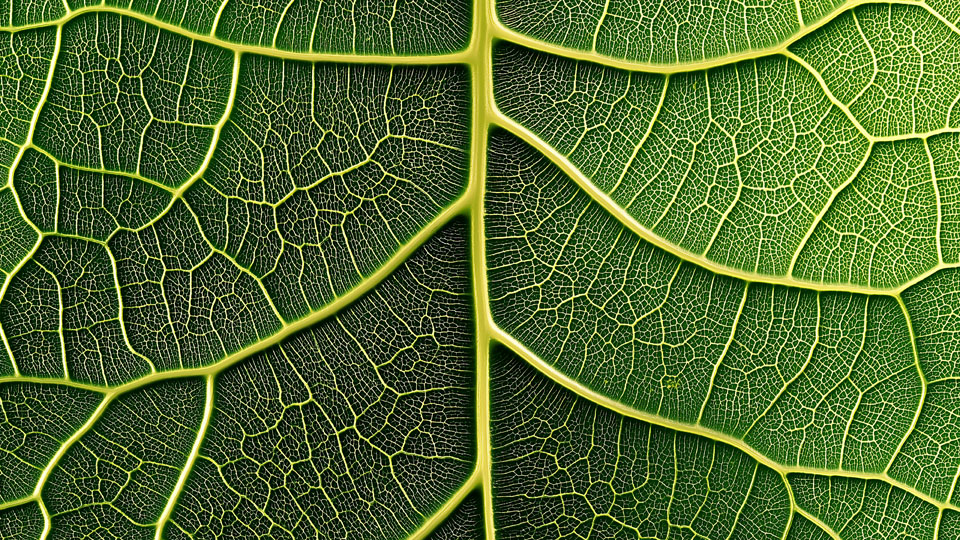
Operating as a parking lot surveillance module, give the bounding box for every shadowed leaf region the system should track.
[165,220,475,540]
[426,491,485,540]
[0,13,471,386]
[0,503,44,539]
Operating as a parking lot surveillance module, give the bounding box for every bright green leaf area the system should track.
[0,0,960,539]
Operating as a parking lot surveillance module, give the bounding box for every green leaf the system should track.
[0,0,959,538]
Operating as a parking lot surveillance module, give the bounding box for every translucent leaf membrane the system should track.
[188,55,470,322]
[792,475,941,539]
[492,346,787,539]
[787,515,833,540]
[0,26,53,290]
[790,3,960,138]
[14,149,172,241]
[493,42,872,281]
[35,13,234,188]
[43,378,206,537]
[490,344,960,540]
[0,189,38,277]
[929,0,960,28]
[482,2,960,531]
[0,0,477,537]
[0,28,55,176]
[495,42,960,289]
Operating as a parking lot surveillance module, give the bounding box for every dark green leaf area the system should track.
[426,491,485,540]
[167,220,476,540]
[189,56,470,322]
[43,378,205,539]
[0,383,102,503]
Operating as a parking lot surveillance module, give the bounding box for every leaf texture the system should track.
[0,0,959,538]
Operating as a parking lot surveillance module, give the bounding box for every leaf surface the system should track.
[0,0,959,538]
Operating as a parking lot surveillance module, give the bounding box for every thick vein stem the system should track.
[468,0,497,535]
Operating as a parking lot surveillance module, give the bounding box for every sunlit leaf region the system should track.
[0,0,958,538]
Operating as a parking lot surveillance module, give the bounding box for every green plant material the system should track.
[0,0,957,538]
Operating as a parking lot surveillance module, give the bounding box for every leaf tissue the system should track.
[0,0,958,538]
